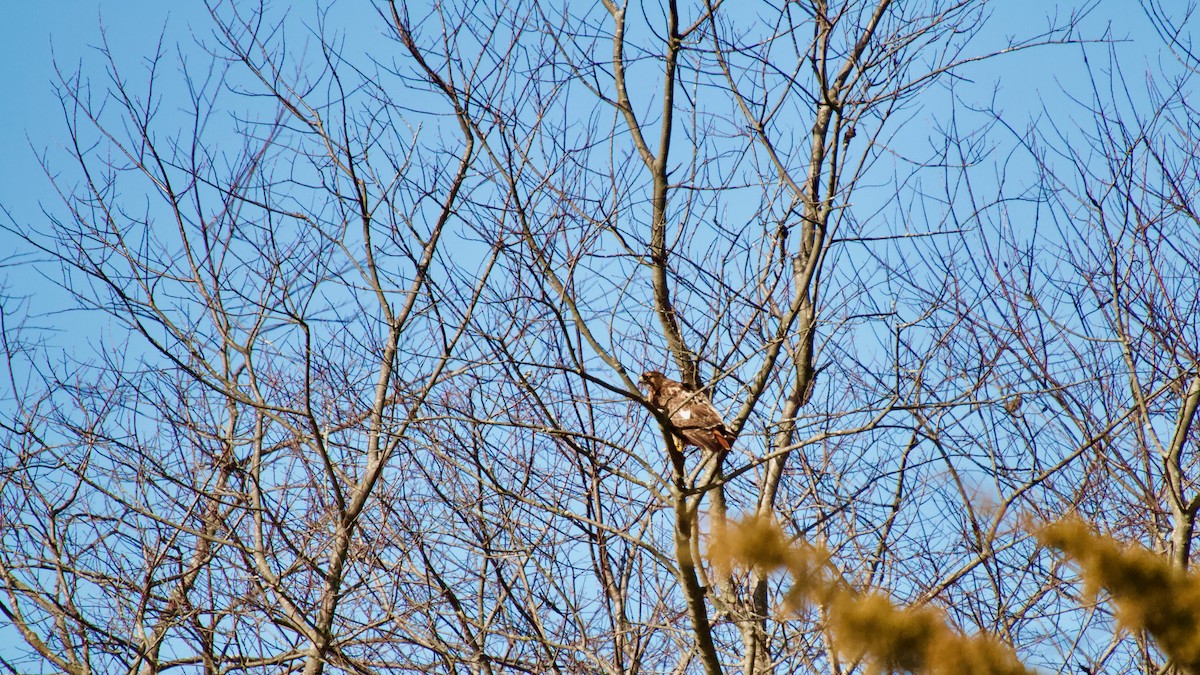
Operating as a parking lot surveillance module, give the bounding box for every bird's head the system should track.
[638,370,665,392]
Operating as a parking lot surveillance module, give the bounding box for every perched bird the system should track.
[638,370,733,454]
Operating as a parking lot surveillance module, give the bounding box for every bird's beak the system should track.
[636,373,647,389]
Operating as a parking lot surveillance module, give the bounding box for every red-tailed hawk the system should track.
[639,370,733,454]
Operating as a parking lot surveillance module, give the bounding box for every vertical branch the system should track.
[601,1,720,671]
[602,0,696,386]
[1168,376,1200,570]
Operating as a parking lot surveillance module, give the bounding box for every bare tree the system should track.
[8,1,1197,674]
[2,3,489,672]
[386,0,1084,673]
[1002,36,1200,671]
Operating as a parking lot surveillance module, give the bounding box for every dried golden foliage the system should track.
[711,516,1032,675]
[1039,518,1200,671]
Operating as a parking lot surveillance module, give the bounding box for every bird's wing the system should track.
[667,390,726,430]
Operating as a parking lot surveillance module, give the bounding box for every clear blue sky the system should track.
[1,3,213,233]
[0,1,1164,240]
[0,1,1167,338]
[1,3,216,363]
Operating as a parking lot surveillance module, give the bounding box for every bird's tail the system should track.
[711,428,732,452]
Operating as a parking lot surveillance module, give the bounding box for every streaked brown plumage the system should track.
[638,370,732,454]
